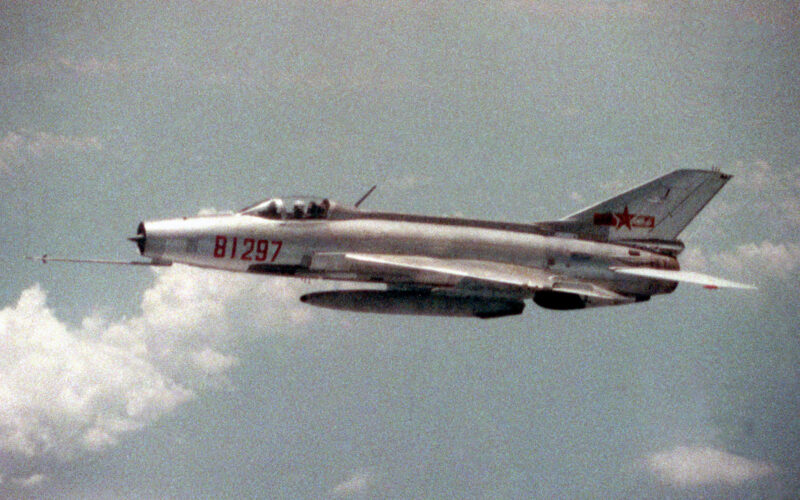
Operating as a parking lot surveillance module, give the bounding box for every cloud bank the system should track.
[0,264,308,484]
[718,241,800,275]
[645,446,774,487]
[683,241,800,280]
[682,160,800,282]
[0,285,192,459]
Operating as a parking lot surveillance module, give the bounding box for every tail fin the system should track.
[559,169,731,242]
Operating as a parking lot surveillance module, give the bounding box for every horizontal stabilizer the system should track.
[611,267,756,290]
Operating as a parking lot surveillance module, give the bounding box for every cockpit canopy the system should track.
[240,197,331,220]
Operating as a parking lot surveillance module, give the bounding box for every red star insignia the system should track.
[615,205,634,230]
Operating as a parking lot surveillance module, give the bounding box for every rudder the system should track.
[559,169,731,242]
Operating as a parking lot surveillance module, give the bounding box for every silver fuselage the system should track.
[139,212,678,299]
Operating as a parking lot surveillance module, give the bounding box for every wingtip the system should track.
[704,282,757,291]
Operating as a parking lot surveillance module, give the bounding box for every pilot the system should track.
[307,201,319,218]
[259,200,278,219]
[293,200,304,219]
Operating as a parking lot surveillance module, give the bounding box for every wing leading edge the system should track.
[308,252,634,306]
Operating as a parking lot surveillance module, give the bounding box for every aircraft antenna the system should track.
[354,185,377,208]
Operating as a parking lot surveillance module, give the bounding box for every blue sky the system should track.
[1,1,798,498]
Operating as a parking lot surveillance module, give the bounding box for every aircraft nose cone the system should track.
[129,222,146,255]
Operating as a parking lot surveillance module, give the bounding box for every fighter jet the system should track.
[31,169,754,318]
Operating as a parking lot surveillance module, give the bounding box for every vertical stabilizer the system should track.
[559,169,731,242]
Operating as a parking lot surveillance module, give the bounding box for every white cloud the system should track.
[679,247,709,270]
[331,469,373,498]
[645,446,774,486]
[684,241,800,282]
[101,265,310,378]
[0,264,309,478]
[681,160,800,282]
[10,473,48,489]
[718,241,800,274]
[731,159,800,228]
[0,130,102,173]
[0,286,192,460]
[732,159,800,193]
[192,347,239,375]
[740,159,776,190]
